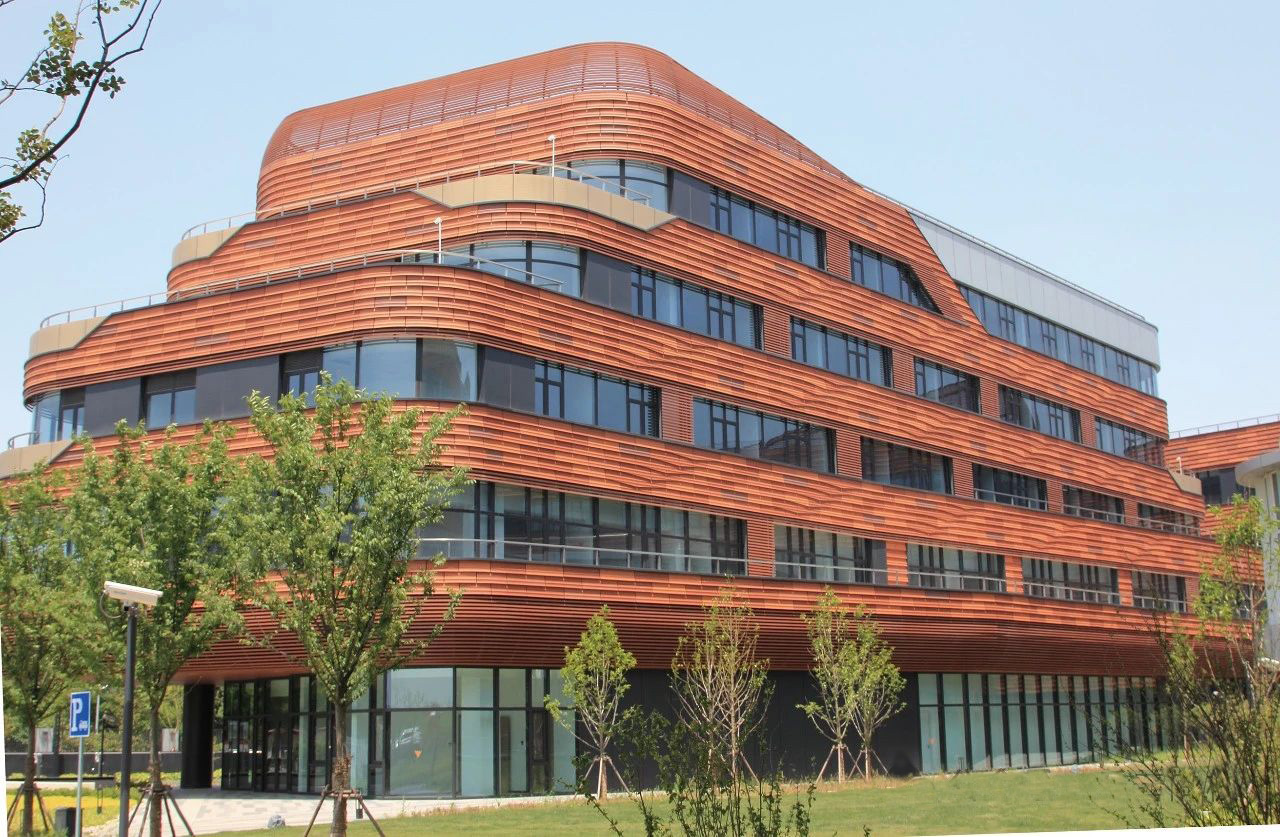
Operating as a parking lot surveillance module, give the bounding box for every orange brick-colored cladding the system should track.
[23,43,1219,682]
[1168,420,1280,473]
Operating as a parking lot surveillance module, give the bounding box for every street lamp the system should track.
[104,582,162,837]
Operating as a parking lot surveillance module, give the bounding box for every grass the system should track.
[200,767,1160,836]
[4,787,121,834]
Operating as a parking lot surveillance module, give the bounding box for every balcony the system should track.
[0,432,72,478]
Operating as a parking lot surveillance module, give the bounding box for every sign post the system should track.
[68,690,92,837]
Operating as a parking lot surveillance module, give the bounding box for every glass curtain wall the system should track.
[222,668,575,798]
[918,673,1169,774]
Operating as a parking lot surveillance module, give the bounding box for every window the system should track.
[850,243,938,313]
[999,386,1081,443]
[1132,571,1187,612]
[1022,559,1120,605]
[790,318,892,387]
[973,465,1047,510]
[144,371,196,429]
[533,361,658,437]
[1136,504,1199,536]
[420,482,746,575]
[908,544,1005,592]
[861,438,953,493]
[1062,486,1125,524]
[30,389,84,443]
[1095,418,1165,467]
[559,159,670,211]
[631,269,761,348]
[915,360,979,412]
[282,350,323,400]
[708,186,823,268]
[420,341,478,401]
[1194,467,1254,507]
[960,285,1159,396]
[406,240,582,297]
[693,399,834,472]
[774,526,886,585]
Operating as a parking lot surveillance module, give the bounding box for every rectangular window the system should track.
[1095,417,1166,467]
[999,386,1081,443]
[144,371,196,429]
[1132,571,1187,612]
[959,285,1158,396]
[282,350,323,400]
[693,399,833,472]
[705,185,823,268]
[790,318,891,387]
[915,359,980,413]
[850,243,938,313]
[1136,504,1199,536]
[1022,558,1120,605]
[58,389,84,441]
[908,544,1006,592]
[532,361,658,437]
[861,438,953,494]
[1062,486,1125,524]
[630,268,761,348]
[1193,467,1254,507]
[973,464,1047,510]
[774,526,887,585]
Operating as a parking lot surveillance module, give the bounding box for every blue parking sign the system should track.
[69,690,92,739]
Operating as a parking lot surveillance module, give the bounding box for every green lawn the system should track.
[4,787,121,834]
[205,768,1159,836]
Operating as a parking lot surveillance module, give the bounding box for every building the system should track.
[1168,415,1280,653]
[9,43,1222,797]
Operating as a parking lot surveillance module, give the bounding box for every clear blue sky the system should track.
[1,0,1275,438]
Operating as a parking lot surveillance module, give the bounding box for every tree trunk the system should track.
[330,703,350,837]
[836,742,845,783]
[596,753,608,800]
[22,718,36,837]
[864,744,872,782]
[149,704,164,837]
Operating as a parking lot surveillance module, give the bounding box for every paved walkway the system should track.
[85,788,576,835]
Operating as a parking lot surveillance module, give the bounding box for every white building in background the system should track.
[1237,448,1280,656]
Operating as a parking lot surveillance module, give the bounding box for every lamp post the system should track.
[104,581,162,837]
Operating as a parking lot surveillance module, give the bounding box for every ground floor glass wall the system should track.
[917,673,1170,774]
[222,667,576,798]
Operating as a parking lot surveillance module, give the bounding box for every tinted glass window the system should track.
[775,525,887,585]
[420,341,477,401]
[973,464,1047,510]
[907,544,1005,592]
[915,359,979,412]
[1023,558,1119,604]
[699,185,822,268]
[960,285,1158,396]
[1095,417,1165,466]
[999,386,1081,443]
[358,340,417,397]
[693,399,833,473]
[144,371,196,429]
[1062,486,1125,524]
[790,318,891,387]
[850,243,938,313]
[861,438,952,493]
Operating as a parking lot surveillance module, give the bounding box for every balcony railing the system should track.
[178,159,654,240]
[1063,503,1125,525]
[974,487,1048,511]
[908,569,1007,594]
[40,247,565,328]
[417,537,746,576]
[1133,594,1188,613]
[1170,412,1280,439]
[6,431,36,450]
[774,559,887,586]
[1024,581,1121,606]
[1135,517,1200,537]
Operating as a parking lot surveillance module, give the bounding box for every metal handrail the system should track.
[179,159,654,240]
[6,431,36,450]
[907,569,1007,593]
[974,487,1048,511]
[1023,581,1121,606]
[773,559,888,585]
[39,247,565,327]
[417,537,747,575]
[1135,517,1200,537]
[1062,503,1125,525]
[1170,412,1280,439]
[1132,594,1188,613]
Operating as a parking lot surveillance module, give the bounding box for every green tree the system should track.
[670,590,770,782]
[1,1,164,242]
[69,421,243,837]
[0,464,100,836]
[229,377,467,837]
[545,605,635,799]
[800,592,905,782]
[1117,494,1280,826]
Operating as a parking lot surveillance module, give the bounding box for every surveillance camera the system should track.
[103,581,163,608]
